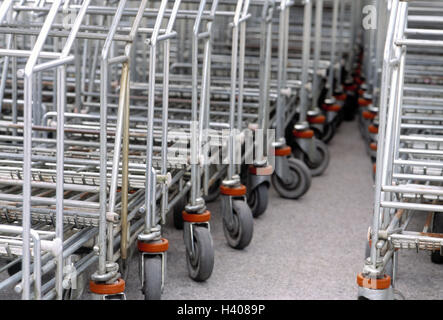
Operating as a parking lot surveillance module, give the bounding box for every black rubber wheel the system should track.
[321,122,336,144]
[223,200,254,249]
[431,213,443,264]
[173,194,186,230]
[247,184,269,218]
[186,226,214,281]
[142,255,162,300]
[203,179,221,203]
[301,139,330,177]
[272,158,312,199]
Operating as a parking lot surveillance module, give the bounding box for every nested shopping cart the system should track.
[357,0,385,168]
[283,0,331,178]
[170,0,258,250]
[0,0,190,300]
[197,0,276,219]
[264,0,333,199]
[357,0,443,300]
[0,0,142,300]
[284,0,357,145]
[68,0,218,299]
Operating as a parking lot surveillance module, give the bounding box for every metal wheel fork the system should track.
[221,194,234,231]
[293,127,320,165]
[274,154,291,185]
[246,169,271,199]
[221,193,248,230]
[184,221,211,260]
[139,251,167,293]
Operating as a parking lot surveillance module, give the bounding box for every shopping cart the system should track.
[285,0,330,177]
[357,0,443,300]
[0,0,134,300]
[0,0,186,300]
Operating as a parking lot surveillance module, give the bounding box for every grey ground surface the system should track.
[1,120,442,299]
[104,120,443,300]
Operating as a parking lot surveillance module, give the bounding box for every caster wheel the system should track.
[142,255,162,300]
[223,200,254,249]
[247,184,269,218]
[272,158,312,199]
[321,122,336,144]
[301,139,330,177]
[173,194,186,230]
[186,226,214,281]
[203,179,221,203]
[431,213,443,264]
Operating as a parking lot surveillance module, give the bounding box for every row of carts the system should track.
[0,0,361,299]
[357,0,443,300]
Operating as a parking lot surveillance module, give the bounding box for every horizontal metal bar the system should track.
[33,56,74,73]
[382,184,443,196]
[108,55,129,65]
[396,39,443,47]
[0,194,99,209]
[381,201,443,212]
[394,159,443,169]
[0,178,100,193]
[0,49,60,59]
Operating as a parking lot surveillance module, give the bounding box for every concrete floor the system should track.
[108,120,443,300]
[1,120,442,299]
